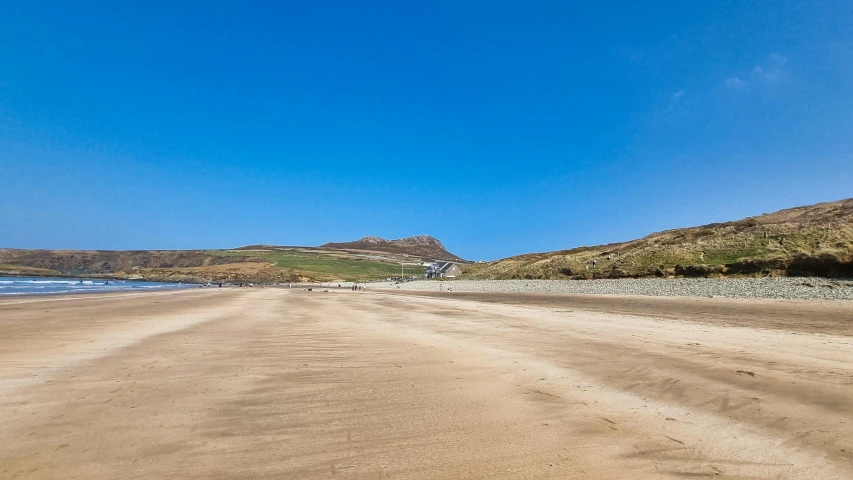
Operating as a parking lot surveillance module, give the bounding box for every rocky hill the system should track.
[320,235,466,263]
[466,198,853,280]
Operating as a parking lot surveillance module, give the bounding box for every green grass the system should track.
[470,221,853,279]
[207,250,424,281]
[700,242,769,265]
[620,241,769,268]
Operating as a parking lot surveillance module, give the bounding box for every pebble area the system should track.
[375,277,853,301]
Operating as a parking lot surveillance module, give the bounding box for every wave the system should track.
[0,277,193,296]
[14,280,80,285]
[10,280,109,285]
[1,280,109,286]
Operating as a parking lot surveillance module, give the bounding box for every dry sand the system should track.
[1,288,852,479]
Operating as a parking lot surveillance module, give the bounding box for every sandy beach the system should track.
[1,288,852,479]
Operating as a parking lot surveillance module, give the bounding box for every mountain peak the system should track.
[390,235,445,250]
[357,236,387,244]
[355,235,446,250]
[321,235,462,262]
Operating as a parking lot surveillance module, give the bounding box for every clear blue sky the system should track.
[1,1,851,260]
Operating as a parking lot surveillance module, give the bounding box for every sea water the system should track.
[0,277,194,296]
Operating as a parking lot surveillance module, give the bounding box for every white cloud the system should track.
[725,77,746,89]
[724,53,788,91]
[672,89,685,99]
[751,54,787,82]
[768,53,788,65]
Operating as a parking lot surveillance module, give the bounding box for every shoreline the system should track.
[0,287,210,304]
[0,275,198,298]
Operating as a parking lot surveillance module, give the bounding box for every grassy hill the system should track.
[4,199,850,283]
[0,236,455,283]
[206,247,427,280]
[465,198,853,280]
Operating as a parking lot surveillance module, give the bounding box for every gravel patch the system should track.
[374,277,853,301]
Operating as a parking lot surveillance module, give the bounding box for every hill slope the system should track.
[0,249,290,283]
[466,198,853,279]
[320,235,466,263]
[0,234,460,283]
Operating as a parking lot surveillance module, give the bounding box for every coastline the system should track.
[0,275,197,297]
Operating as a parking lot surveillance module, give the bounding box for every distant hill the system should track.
[466,198,853,279]
[0,249,287,284]
[5,200,850,284]
[0,234,464,284]
[320,235,466,263]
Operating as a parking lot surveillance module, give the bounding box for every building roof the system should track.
[427,261,456,272]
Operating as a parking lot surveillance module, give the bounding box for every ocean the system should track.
[0,276,194,296]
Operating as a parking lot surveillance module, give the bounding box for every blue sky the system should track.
[1,1,851,260]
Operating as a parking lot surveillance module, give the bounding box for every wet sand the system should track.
[1,288,852,479]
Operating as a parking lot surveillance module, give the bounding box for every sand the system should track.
[1,288,852,479]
